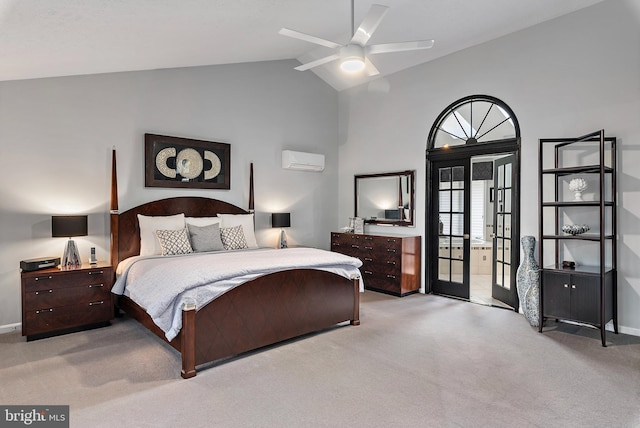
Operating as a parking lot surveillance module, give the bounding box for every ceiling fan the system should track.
[278,0,434,76]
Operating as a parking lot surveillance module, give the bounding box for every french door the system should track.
[429,153,520,310]
[491,155,519,309]
[431,159,471,299]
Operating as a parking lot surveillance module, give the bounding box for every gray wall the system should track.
[0,60,339,329]
[2,0,639,337]
[338,0,640,335]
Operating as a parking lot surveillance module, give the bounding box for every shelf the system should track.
[541,201,614,207]
[541,165,614,175]
[542,265,614,275]
[541,234,614,241]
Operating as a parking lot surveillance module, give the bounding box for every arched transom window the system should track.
[428,95,520,150]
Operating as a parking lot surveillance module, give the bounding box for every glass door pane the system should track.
[492,154,518,309]
[432,160,470,299]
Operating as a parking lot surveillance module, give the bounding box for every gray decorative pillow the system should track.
[220,225,248,250]
[187,223,224,252]
[155,228,193,256]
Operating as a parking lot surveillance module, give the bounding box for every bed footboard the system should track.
[182,269,359,378]
[119,269,359,379]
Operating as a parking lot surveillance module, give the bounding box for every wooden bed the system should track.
[109,150,360,378]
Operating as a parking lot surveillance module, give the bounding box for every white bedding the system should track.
[112,247,363,341]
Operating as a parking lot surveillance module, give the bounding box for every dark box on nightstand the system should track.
[20,257,60,272]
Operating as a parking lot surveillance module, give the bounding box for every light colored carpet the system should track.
[1,291,639,427]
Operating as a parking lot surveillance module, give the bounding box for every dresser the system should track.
[331,232,421,296]
[21,263,114,340]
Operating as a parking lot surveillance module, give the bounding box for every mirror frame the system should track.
[354,170,415,227]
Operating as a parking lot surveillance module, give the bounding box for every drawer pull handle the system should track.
[35,308,53,314]
[364,237,373,241]
[88,270,104,275]
[332,243,340,246]
[564,284,568,288]
[364,246,373,250]
[571,284,576,289]
[387,274,396,279]
[387,239,397,242]
[351,245,359,248]
[89,284,104,288]
[34,290,53,295]
[35,276,53,281]
[364,257,373,262]
[387,261,396,265]
[387,249,397,253]
[364,271,373,275]
[89,301,104,306]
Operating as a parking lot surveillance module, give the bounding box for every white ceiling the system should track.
[0,0,605,90]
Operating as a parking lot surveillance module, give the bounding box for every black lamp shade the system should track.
[271,213,291,228]
[52,215,88,238]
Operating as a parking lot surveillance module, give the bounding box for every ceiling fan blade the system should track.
[294,54,341,71]
[279,28,342,49]
[365,57,380,77]
[367,40,435,55]
[350,4,389,46]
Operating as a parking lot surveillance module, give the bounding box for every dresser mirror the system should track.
[355,170,415,226]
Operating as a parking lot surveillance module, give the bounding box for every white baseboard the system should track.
[0,323,21,335]
[618,325,640,337]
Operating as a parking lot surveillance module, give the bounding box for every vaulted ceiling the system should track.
[0,0,604,90]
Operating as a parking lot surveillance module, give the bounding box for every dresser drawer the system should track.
[23,284,110,311]
[365,274,402,294]
[24,300,112,336]
[331,233,364,257]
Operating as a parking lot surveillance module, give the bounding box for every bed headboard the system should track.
[109,149,254,267]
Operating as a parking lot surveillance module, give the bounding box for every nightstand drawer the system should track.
[24,300,112,336]
[23,284,110,311]
[24,269,110,292]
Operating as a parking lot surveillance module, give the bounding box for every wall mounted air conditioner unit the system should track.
[282,150,325,172]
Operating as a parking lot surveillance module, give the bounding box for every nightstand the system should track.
[21,262,114,341]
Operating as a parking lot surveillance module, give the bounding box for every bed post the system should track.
[248,162,254,213]
[351,278,360,326]
[180,306,197,379]
[110,148,120,270]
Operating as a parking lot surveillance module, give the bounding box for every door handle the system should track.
[463,234,470,239]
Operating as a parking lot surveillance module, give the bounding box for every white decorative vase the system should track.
[516,236,540,327]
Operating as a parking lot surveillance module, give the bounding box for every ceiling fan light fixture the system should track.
[340,44,365,73]
[341,57,365,72]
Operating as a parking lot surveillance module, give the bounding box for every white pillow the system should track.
[137,213,186,256]
[217,213,258,248]
[185,217,222,227]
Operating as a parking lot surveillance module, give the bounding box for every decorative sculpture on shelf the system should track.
[568,177,588,201]
[562,224,590,236]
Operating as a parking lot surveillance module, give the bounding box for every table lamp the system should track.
[271,213,291,249]
[52,215,88,269]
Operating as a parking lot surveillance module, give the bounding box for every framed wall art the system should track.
[145,134,231,189]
